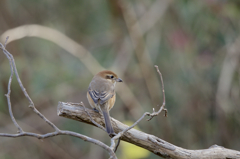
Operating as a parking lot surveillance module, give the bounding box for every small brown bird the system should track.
[87,70,123,135]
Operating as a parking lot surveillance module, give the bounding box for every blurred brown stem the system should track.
[118,0,162,105]
[0,24,143,120]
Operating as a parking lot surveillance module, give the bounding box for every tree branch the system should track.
[58,102,240,158]
[1,35,240,159]
[109,65,167,151]
[0,41,117,159]
[0,24,144,120]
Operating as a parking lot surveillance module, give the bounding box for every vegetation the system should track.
[0,0,239,158]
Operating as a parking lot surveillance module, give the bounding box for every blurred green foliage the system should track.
[0,0,240,159]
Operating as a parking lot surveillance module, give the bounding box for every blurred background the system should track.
[0,0,240,158]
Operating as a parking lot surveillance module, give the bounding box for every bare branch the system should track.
[0,130,117,159]
[0,41,23,133]
[0,42,59,132]
[4,36,9,47]
[109,65,167,151]
[82,102,106,131]
[147,65,167,121]
[0,42,117,159]
[0,24,144,120]
[58,102,240,158]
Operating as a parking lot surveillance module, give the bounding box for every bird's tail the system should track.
[102,110,114,135]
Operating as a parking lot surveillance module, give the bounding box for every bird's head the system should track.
[97,70,123,84]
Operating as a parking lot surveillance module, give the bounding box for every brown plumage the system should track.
[87,70,123,135]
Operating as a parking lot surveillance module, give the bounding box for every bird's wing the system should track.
[88,88,114,105]
[99,90,114,105]
[88,88,100,104]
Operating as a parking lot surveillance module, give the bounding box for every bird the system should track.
[87,70,123,135]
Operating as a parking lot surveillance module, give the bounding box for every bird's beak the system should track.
[116,78,123,82]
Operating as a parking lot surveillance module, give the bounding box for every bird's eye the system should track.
[110,75,114,79]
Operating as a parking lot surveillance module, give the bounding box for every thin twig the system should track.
[0,41,117,159]
[110,111,150,150]
[113,138,121,152]
[0,130,117,158]
[81,101,122,152]
[0,24,143,120]
[1,42,59,132]
[110,65,167,150]
[81,102,106,131]
[58,102,240,158]
[4,36,9,48]
[0,42,23,133]
[147,65,167,120]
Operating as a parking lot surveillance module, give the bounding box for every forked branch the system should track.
[0,40,117,159]
[1,38,240,159]
[58,102,240,158]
